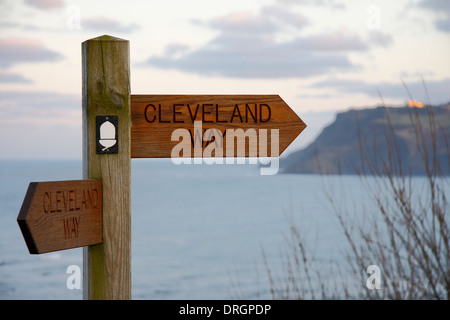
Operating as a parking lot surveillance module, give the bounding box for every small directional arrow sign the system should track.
[131,95,306,158]
[17,179,103,254]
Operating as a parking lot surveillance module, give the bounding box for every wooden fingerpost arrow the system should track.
[17,179,103,254]
[131,95,306,158]
[82,35,131,300]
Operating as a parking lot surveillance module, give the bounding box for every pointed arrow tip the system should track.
[17,182,39,254]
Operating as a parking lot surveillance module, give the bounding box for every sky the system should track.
[0,0,449,159]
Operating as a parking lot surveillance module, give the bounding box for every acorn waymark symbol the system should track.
[96,116,118,154]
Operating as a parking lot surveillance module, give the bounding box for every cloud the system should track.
[418,0,450,11]
[261,5,310,28]
[151,50,357,79]
[164,43,190,58]
[435,18,450,32]
[417,0,450,32]
[205,11,279,34]
[82,16,139,33]
[0,71,32,83]
[313,77,367,88]
[312,77,450,104]
[279,0,345,10]
[0,37,63,68]
[368,30,394,47]
[145,6,379,79]
[24,0,65,10]
[295,32,367,51]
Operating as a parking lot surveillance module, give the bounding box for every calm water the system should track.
[0,159,394,299]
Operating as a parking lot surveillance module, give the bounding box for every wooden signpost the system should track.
[81,35,131,300]
[16,35,306,300]
[131,95,305,158]
[17,180,102,254]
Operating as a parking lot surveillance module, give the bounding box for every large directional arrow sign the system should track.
[131,95,306,158]
[17,180,103,254]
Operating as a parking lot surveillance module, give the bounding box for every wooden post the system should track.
[82,35,131,299]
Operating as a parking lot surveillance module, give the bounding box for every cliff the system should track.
[281,103,450,175]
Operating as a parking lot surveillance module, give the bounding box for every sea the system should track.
[0,159,437,300]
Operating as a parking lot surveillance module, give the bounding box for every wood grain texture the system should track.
[131,95,306,158]
[17,180,102,254]
[82,35,131,300]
